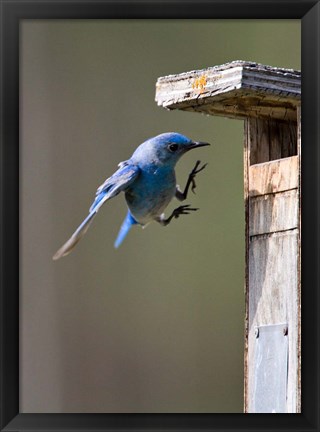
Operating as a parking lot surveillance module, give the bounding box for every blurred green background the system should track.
[20,20,300,413]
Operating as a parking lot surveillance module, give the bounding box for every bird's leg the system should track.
[175,160,208,201]
[156,205,199,226]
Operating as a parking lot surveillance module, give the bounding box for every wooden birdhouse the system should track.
[155,61,301,413]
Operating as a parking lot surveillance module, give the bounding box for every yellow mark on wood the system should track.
[192,74,207,93]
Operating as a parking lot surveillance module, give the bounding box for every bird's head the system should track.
[132,132,210,167]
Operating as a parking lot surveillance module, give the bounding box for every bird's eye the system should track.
[169,144,179,152]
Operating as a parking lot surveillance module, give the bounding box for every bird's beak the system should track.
[187,141,211,150]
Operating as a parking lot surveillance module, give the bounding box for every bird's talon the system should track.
[193,162,207,175]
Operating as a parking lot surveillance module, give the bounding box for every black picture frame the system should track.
[1,1,319,431]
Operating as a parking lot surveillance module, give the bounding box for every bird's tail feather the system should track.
[89,184,116,213]
[90,191,107,213]
[114,211,137,249]
[52,211,96,260]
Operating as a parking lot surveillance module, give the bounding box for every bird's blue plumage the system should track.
[114,210,138,249]
[89,163,140,213]
[53,132,209,260]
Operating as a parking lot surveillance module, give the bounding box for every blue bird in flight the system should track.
[53,132,210,260]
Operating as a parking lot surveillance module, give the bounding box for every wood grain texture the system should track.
[243,120,250,412]
[245,114,300,413]
[249,156,298,196]
[296,105,301,413]
[248,119,297,164]
[249,190,298,236]
[156,61,301,121]
[247,230,299,413]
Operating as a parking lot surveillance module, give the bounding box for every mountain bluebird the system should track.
[53,132,209,260]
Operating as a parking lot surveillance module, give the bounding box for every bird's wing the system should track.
[90,161,140,212]
[53,162,140,260]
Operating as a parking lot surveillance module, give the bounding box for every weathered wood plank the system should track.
[249,156,298,196]
[183,93,298,121]
[249,190,298,236]
[247,230,299,413]
[296,105,301,413]
[243,119,250,413]
[248,118,297,164]
[244,106,300,413]
[248,118,270,163]
[156,61,301,121]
